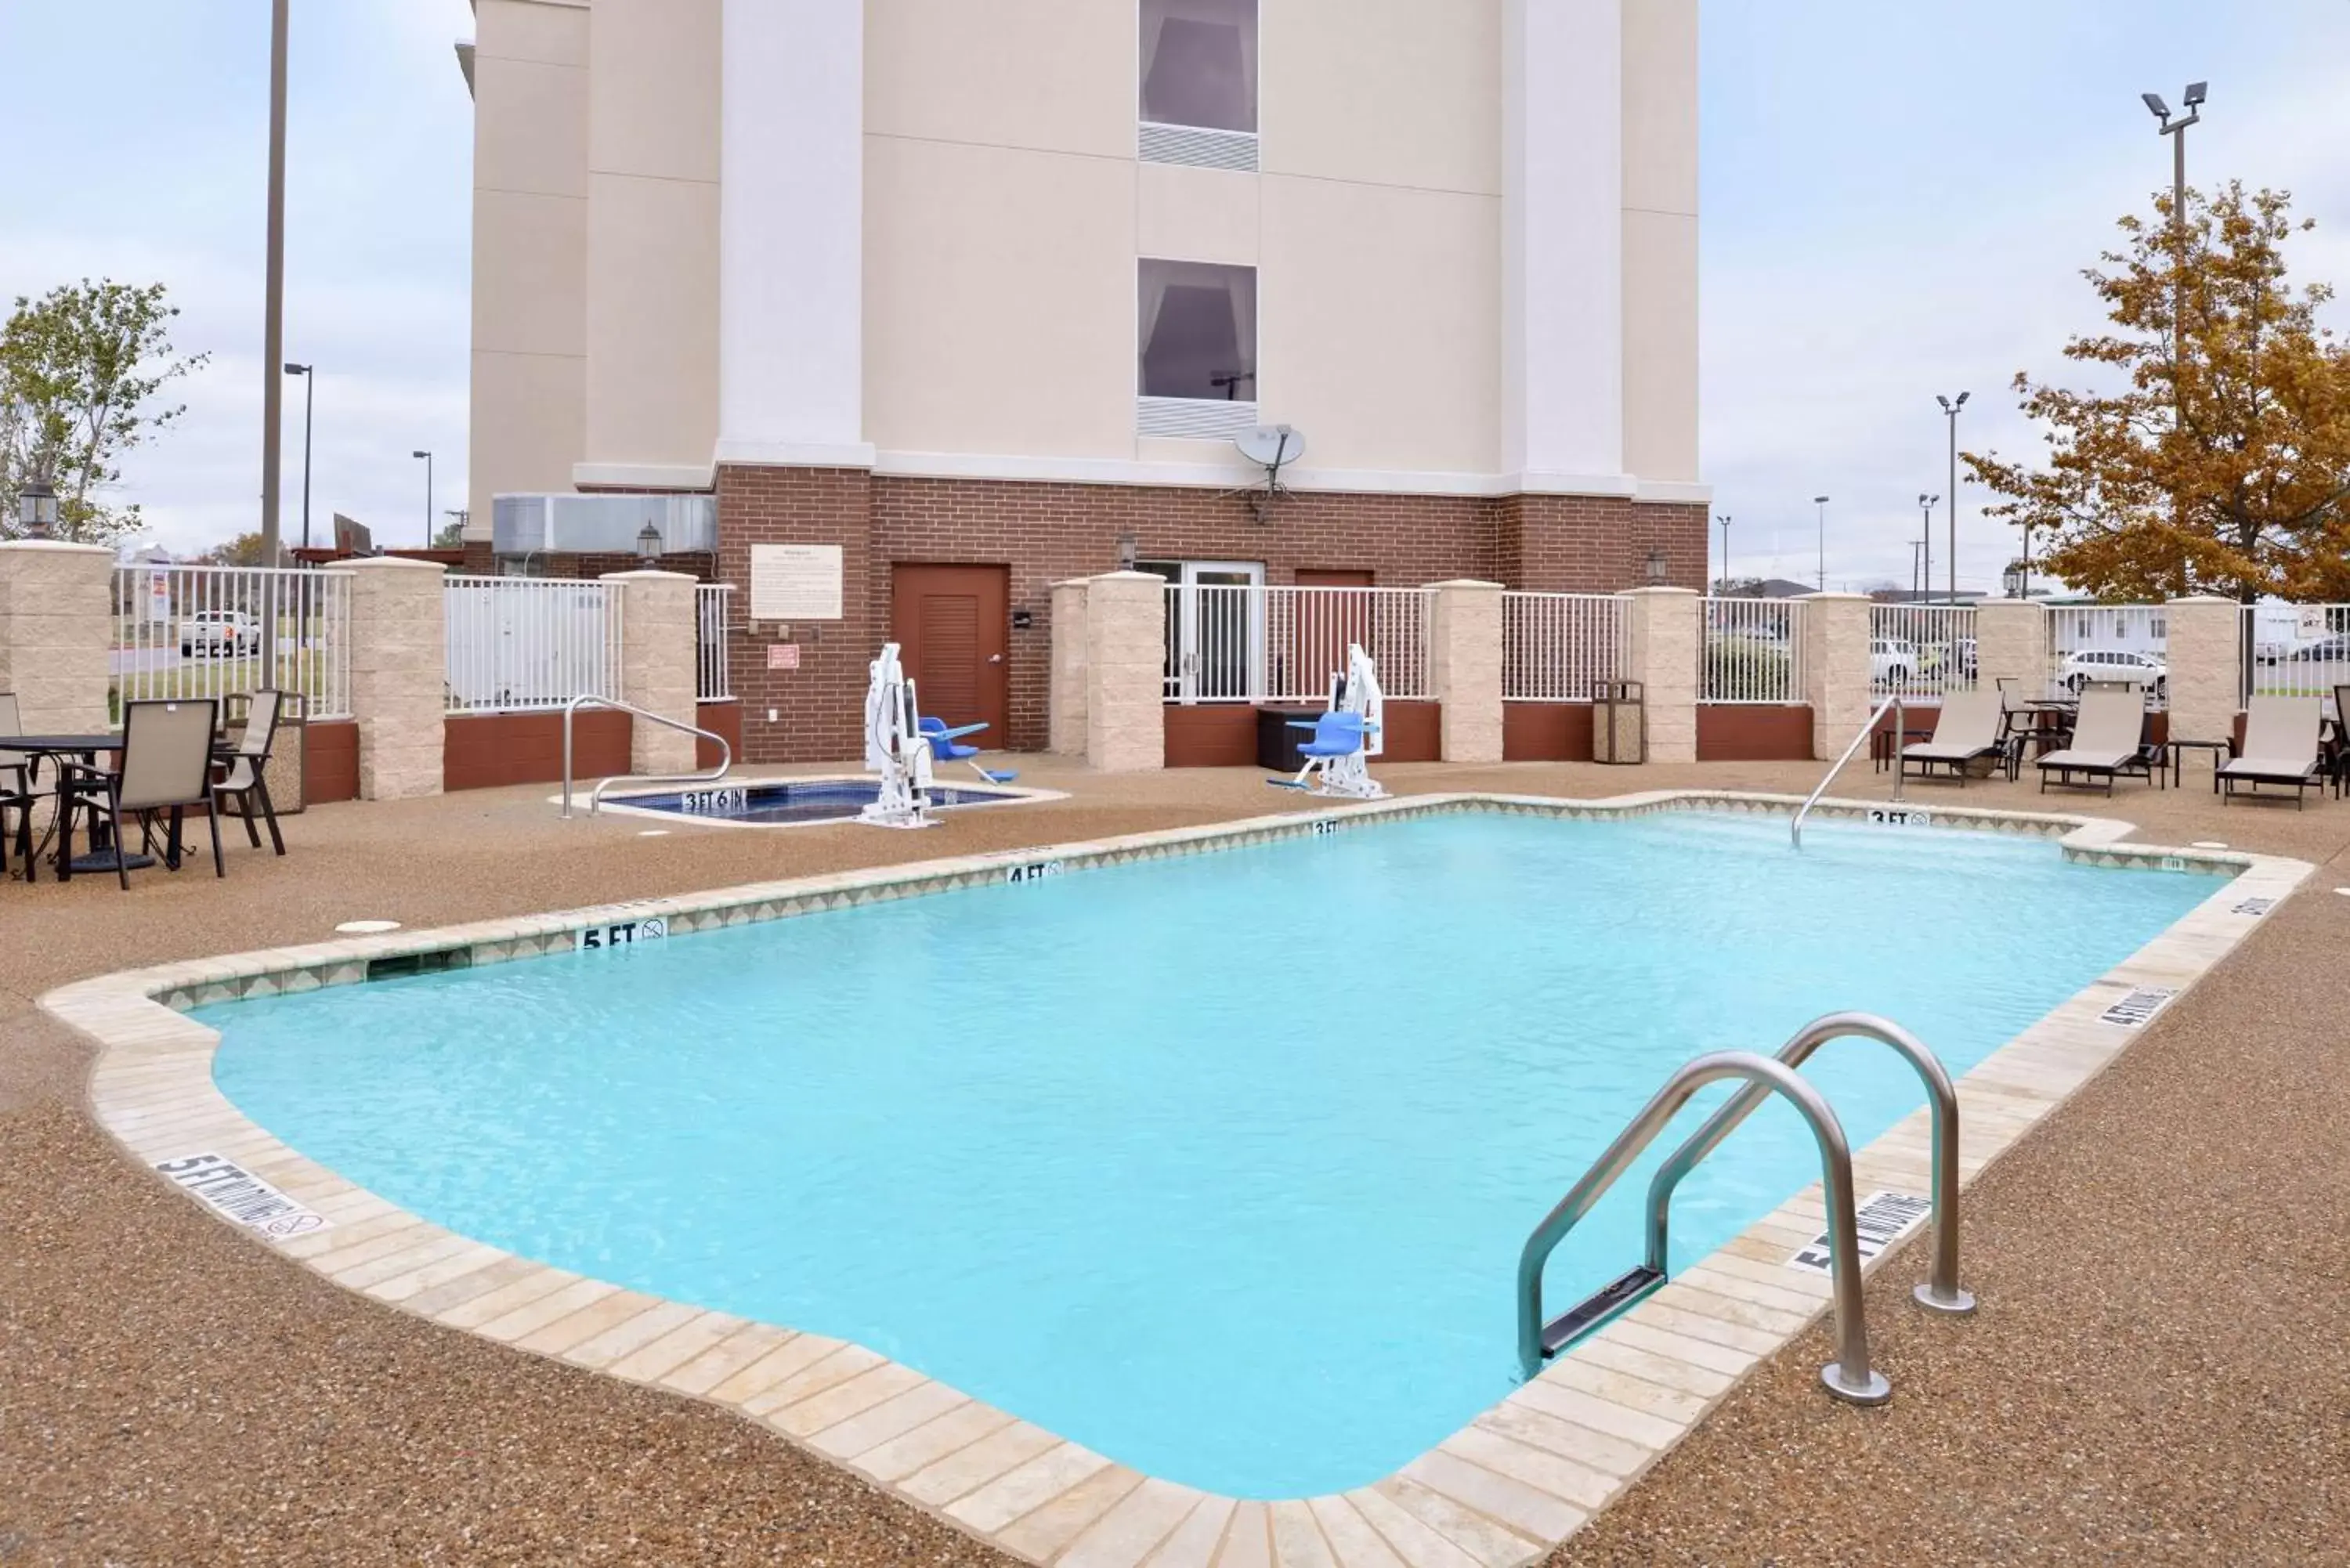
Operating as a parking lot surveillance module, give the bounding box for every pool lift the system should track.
[1268,641,1387,800]
[859,642,945,829]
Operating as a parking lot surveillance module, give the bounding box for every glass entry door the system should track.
[1144,560,1264,703]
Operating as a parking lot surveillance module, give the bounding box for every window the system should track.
[1140,0,1257,132]
[1139,260,1255,402]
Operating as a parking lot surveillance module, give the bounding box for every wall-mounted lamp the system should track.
[1116,532,1138,572]
[1643,548,1669,583]
[635,521,663,562]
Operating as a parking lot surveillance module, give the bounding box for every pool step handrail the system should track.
[1792,691,1904,849]
[1647,1011,1975,1317]
[1515,1050,1893,1405]
[560,694,734,819]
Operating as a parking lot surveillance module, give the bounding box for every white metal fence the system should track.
[1867,604,1978,701]
[1162,583,1432,703]
[2245,602,2350,703]
[697,583,735,702]
[443,576,623,714]
[1701,596,1808,703]
[1502,591,1629,701]
[2045,604,2169,710]
[110,563,354,721]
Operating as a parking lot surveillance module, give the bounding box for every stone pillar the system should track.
[1427,579,1505,764]
[602,569,700,775]
[1048,578,1089,758]
[1974,598,2048,701]
[1797,591,1872,761]
[2164,596,2243,747]
[1623,586,1699,764]
[0,541,113,733]
[1083,571,1165,773]
[345,555,447,800]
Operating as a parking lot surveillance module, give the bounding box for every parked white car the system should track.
[1870,637,1917,685]
[2059,648,2167,694]
[179,609,258,658]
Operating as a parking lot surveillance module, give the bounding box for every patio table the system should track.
[6,733,236,877]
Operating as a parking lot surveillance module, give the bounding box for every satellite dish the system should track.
[1235,425,1306,468]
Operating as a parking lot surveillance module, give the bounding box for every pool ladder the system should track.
[1516,1012,1975,1405]
[559,694,735,819]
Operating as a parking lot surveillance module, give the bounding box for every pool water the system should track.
[615,778,1028,825]
[204,811,2212,1498]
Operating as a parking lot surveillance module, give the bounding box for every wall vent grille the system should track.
[1138,121,1260,172]
[1137,397,1259,441]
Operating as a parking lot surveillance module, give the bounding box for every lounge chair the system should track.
[2218,695,2324,808]
[2333,685,2350,800]
[0,695,31,880]
[58,699,225,887]
[916,715,1018,784]
[212,688,287,854]
[2036,686,2155,796]
[1900,688,2005,785]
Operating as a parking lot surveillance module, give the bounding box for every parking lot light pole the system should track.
[1935,394,1967,602]
[1917,493,1937,602]
[411,450,433,547]
[1714,513,1731,591]
[1813,496,1830,591]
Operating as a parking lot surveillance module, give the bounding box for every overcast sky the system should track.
[4,1,2346,588]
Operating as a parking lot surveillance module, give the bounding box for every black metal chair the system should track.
[212,688,287,854]
[58,699,224,887]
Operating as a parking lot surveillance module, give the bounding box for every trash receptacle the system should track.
[1256,706,1321,771]
[1592,679,1645,764]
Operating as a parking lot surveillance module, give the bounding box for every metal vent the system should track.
[1138,121,1259,172]
[1137,397,1259,440]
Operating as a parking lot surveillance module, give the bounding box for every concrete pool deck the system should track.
[5,753,2350,1565]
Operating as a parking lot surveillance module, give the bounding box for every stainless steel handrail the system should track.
[560,694,732,818]
[1792,691,1904,848]
[1647,1011,1975,1317]
[1516,1050,1891,1404]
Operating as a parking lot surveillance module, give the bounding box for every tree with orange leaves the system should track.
[1965,182,2350,603]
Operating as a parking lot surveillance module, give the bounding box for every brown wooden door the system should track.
[891,564,1010,738]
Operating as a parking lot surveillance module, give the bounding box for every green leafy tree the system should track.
[0,280,207,544]
[1965,184,2350,602]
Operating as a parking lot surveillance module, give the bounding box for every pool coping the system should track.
[42,789,2312,1568]
[571,769,1071,830]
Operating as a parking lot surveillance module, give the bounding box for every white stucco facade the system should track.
[465,0,1703,519]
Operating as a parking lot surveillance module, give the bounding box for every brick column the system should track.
[1798,591,1873,761]
[1083,571,1165,773]
[2164,596,2243,748]
[602,569,700,775]
[1427,579,1504,763]
[1624,587,1699,764]
[345,555,446,800]
[0,541,113,733]
[1974,598,2048,700]
[1048,578,1089,758]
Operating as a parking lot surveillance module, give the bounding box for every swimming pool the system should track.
[201,808,2213,1499]
[602,776,1036,826]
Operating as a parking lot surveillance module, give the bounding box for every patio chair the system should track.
[0,692,29,797]
[58,699,224,887]
[1899,688,2005,786]
[212,688,287,854]
[2333,685,2350,800]
[2218,695,2324,809]
[2036,686,2155,796]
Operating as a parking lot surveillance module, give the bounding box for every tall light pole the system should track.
[1714,513,1732,591]
[2143,81,2205,598]
[1918,493,1938,602]
[259,0,290,656]
[412,450,434,548]
[1935,394,1967,602]
[1812,496,1830,591]
[283,363,313,552]
[1910,540,1922,598]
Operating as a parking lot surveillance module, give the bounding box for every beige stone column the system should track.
[345,555,447,800]
[0,540,113,733]
[603,569,700,775]
[1048,578,1089,758]
[1973,598,2048,700]
[1426,579,1505,764]
[1798,591,1872,761]
[2164,596,2242,747]
[1624,586,1699,764]
[1083,571,1165,773]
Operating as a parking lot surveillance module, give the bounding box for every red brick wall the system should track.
[718,466,1706,764]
